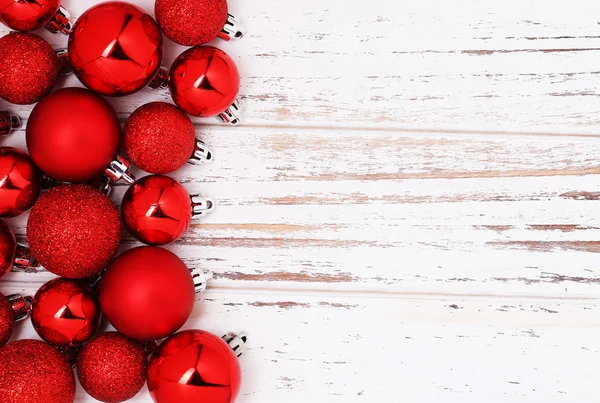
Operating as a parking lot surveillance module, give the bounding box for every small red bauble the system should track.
[0,0,70,33]
[0,147,42,217]
[147,330,242,403]
[77,332,148,403]
[124,102,196,174]
[169,46,240,121]
[26,87,121,182]
[0,33,58,105]
[99,246,196,342]
[0,339,76,403]
[0,293,13,347]
[0,220,16,278]
[68,1,163,96]
[27,184,121,279]
[31,278,101,347]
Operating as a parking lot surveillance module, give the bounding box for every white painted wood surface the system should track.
[2,0,600,401]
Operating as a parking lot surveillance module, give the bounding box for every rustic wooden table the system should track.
[2,0,600,401]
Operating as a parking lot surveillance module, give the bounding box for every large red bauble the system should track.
[31,278,101,347]
[68,1,163,97]
[99,246,196,342]
[148,330,241,403]
[27,184,121,279]
[121,175,192,245]
[0,33,58,105]
[0,220,16,278]
[0,0,60,32]
[0,293,13,347]
[0,147,42,218]
[26,87,121,182]
[124,102,196,174]
[0,339,76,403]
[155,0,227,46]
[78,332,148,403]
[169,46,240,118]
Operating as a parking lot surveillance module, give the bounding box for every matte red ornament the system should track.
[0,33,59,105]
[0,339,76,403]
[68,1,163,97]
[26,87,122,182]
[31,278,101,347]
[27,184,122,279]
[99,246,196,342]
[147,330,243,403]
[124,102,201,174]
[78,332,148,403]
[155,0,244,46]
[0,0,71,34]
[0,147,42,217]
[169,46,241,124]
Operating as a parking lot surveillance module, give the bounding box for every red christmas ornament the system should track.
[124,102,213,174]
[0,293,32,347]
[147,330,246,403]
[27,184,122,279]
[68,1,163,97]
[31,278,101,347]
[0,33,59,105]
[169,46,241,125]
[0,220,37,278]
[122,175,215,246]
[99,246,197,342]
[155,0,244,46]
[77,332,148,403]
[26,88,133,183]
[0,147,42,217]
[0,339,76,403]
[0,111,21,136]
[0,0,72,34]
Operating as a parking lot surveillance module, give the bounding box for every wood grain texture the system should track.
[2,0,600,401]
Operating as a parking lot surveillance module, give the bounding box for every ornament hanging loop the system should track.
[7,294,33,322]
[222,331,248,357]
[45,6,73,35]
[148,65,170,89]
[219,13,246,41]
[13,244,39,271]
[188,139,213,165]
[216,99,242,126]
[0,111,21,136]
[190,195,215,219]
[55,49,72,76]
[190,268,213,293]
[105,155,135,184]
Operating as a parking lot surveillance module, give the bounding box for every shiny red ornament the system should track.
[148,330,243,403]
[26,87,122,182]
[169,46,241,124]
[0,220,16,278]
[27,184,121,279]
[0,0,71,34]
[78,332,148,403]
[99,246,196,342]
[31,278,101,347]
[0,147,42,217]
[0,33,59,105]
[0,339,76,403]
[155,0,244,46]
[68,1,163,97]
[122,175,214,245]
[124,102,200,174]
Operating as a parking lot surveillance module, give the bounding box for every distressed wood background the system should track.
[2,0,600,401]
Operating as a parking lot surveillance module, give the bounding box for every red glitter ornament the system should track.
[0,220,16,278]
[0,0,71,34]
[26,184,121,279]
[99,246,196,342]
[124,102,209,174]
[155,0,245,46]
[0,293,13,347]
[0,33,59,105]
[78,332,148,403]
[148,330,245,403]
[122,175,215,246]
[169,46,241,124]
[31,277,101,347]
[68,1,163,96]
[0,339,76,403]
[0,147,42,217]
[26,88,124,183]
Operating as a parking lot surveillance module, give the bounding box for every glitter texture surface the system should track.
[124,102,196,174]
[0,220,16,278]
[0,32,58,105]
[0,339,76,403]
[0,293,13,347]
[155,0,227,46]
[78,332,147,403]
[27,184,121,278]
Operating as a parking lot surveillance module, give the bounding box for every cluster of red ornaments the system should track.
[0,0,247,402]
